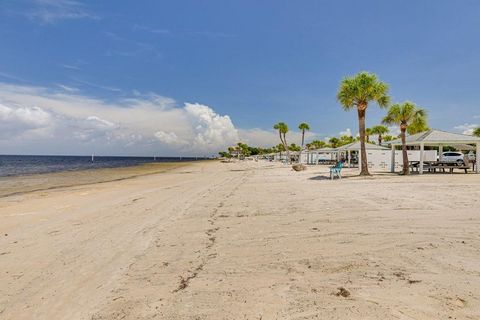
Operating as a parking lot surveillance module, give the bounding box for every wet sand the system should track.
[0,162,192,198]
[1,161,479,319]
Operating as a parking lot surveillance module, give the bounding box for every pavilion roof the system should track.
[388,129,480,146]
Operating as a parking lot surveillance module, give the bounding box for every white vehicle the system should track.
[467,151,476,162]
[441,152,465,164]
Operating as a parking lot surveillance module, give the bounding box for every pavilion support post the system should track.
[391,144,396,173]
[419,143,425,175]
[348,150,351,168]
[316,152,319,165]
[476,143,479,174]
[439,145,443,161]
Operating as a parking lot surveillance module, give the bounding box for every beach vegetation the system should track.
[382,101,427,175]
[370,125,389,145]
[337,71,390,175]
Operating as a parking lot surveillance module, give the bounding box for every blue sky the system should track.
[1,0,480,156]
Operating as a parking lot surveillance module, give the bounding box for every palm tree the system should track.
[382,101,427,175]
[370,125,389,145]
[339,135,355,146]
[474,127,480,137]
[309,140,326,150]
[298,122,310,164]
[383,135,395,142]
[273,122,290,163]
[365,127,373,143]
[337,72,390,175]
[407,119,429,135]
[298,123,310,149]
[329,137,340,148]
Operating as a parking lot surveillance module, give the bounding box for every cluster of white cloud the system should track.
[0,103,52,139]
[0,83,243,156]
[338,128,352,137]
[454,123,478,135]
[0,82,327,156]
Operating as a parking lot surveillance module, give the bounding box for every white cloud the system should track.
[0,103,53,139]
[56,84,79,92]
[454,123,478,135]
[0,82,327,155]
[0,83,240,156]
[238,128,317,147]
[28,0,99,24]
[338,128,352,137]
[155,131,183,145]
[184,103,238,148]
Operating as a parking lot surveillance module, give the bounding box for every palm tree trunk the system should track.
[299,129,305,164]
[358,108,370,175]
[378,134,382,145]
[284,133,290,164]
[401,128,409,175]
[278,131,285,162]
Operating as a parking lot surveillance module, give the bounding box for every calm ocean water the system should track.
[0,155,204,177]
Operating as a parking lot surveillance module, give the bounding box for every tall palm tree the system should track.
[370,125,389,145]
[298,123,310,149]
[298,122,310,164]
[382,101,427,175]
[273,122,290,163]
[337,72,390,175]
[407,119,429,135]
[474,127,480,137]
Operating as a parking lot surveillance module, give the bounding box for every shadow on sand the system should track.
[308,174,358,181]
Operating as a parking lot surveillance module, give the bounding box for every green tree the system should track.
[382,101,427,175]
[383,135,395,142]
[337,72,390,175]
[339,135,355,146]
[289,143,301,151]
[298,123,310,149]
[273,122,290,163]
[308,140,326,150]
[218,151,232,158]
[329,137,340,148]
[365,127,373,143]
[370,125,389,145]
[474,127,480,137]
[407,119,429,135]
[297,122,310,164]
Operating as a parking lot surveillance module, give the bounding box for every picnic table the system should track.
[409,161,471,173]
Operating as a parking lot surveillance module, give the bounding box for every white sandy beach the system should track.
[1,161,480,319]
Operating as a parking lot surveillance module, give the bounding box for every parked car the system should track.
[441,152,466,164]
[467,151,476,162]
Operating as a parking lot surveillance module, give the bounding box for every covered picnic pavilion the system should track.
[337,141,389,168]
[388,129,480,174]
[309,147,338,165]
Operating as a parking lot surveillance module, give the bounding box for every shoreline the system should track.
[0,161,204,198]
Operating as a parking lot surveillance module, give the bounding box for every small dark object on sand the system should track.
[335,287,350,298]
[408,279,422,284]
[292,164,306,171]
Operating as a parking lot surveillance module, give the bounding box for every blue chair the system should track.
[330,161,344,180]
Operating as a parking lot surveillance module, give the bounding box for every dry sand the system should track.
[1,161,479,319]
